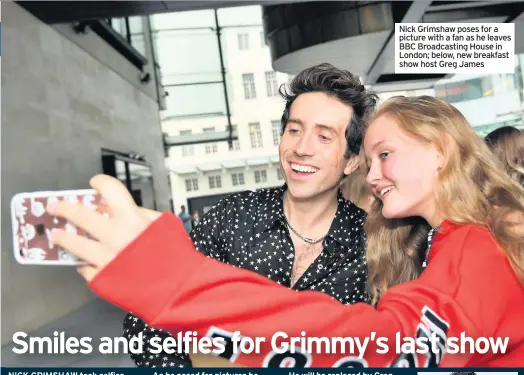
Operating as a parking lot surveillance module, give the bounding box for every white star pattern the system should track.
[123,186,369,368]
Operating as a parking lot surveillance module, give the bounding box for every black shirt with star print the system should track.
[123,185,369,368]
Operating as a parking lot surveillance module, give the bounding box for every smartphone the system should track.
[10,189,106,265]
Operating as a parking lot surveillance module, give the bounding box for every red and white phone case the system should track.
[10,189,106,265]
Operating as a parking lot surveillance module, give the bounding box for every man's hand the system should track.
[47,174,162,282]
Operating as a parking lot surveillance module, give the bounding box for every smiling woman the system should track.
[363,95,524,306]
[364,109,443,225]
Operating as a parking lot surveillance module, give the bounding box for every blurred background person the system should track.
[485,126,524,187]
[177,205,192,233]
[192,210,201,228]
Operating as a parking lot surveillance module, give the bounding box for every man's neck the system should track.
[283,189,339,237]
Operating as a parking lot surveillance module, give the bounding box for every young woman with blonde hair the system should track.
[364,98,524,306]
[49,96,524,368]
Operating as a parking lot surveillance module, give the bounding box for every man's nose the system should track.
[294,132,315,156]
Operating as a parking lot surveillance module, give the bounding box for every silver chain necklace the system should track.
[283,214,327,245]
[423,226,441,268]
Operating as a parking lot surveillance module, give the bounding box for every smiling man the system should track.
[123,63,378,368]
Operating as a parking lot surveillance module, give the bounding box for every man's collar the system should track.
[257,186,365,252]
[326,195,366,250]
[257,185,287,232]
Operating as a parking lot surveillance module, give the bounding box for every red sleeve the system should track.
[89,212,522,368]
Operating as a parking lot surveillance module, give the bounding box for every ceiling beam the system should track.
[427,0,523,12]
[365,0,432,85]
[17,1,305,24]
[164,130,238,147]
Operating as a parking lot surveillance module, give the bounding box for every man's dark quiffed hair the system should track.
[279,63,378,159]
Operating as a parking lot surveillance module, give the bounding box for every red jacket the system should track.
[90,212,524,367]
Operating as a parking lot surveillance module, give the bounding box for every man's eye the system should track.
[379,152,390,160]
[288,128,299,134]
[319,135,331,141]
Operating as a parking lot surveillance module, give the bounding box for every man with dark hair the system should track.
[123,63,378,367]
[280,63,376,159]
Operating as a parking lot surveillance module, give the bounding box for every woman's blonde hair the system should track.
[484,126,524,187]
[363,96,524,305]
[341,167,374,212]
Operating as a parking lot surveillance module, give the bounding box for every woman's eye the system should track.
[379,151,390,160]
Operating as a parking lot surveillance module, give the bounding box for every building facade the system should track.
[433,61,524,136]
[154,6,290,217]
[154,6,524,219]
[2,3,171,345]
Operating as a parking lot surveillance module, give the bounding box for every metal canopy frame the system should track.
[162,8,237,150]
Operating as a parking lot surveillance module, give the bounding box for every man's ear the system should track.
[343,155,359,176]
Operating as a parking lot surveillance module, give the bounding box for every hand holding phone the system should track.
[11,189,107,265]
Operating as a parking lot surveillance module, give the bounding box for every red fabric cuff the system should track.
[89,212,206,324]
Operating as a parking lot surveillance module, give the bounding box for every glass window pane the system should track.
[162,83,226,118]
[154,29,221,84]
[162,72,223,86]
[111,18,128,38]
[128,163,156,210]
[152,10,216,30]
[217,6,262,27]
[130,34,146,57]
[128,16,143,34]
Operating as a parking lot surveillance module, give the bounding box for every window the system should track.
[102,151,157,210]
[480,76,494,97]
[277,169,284,180]
[503,73,517,90]
[185,178,198,192]
[203,127,218,154]
[209,175,222,189]
[242,73,256,99]
[230,125,240,151]
[249,122,263,148]
[180,130,194,157]
[238,33,249,50]
[265,71,279,97]
[254,170,267,183]
[108,17,146,57]
[232,172,245,186]
[271,120,281,146]
[435,77,494,104]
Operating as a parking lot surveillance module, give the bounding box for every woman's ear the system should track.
[436,149,445,171]
[434,136,449,171]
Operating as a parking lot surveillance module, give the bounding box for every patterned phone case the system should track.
[10,189,106,265]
